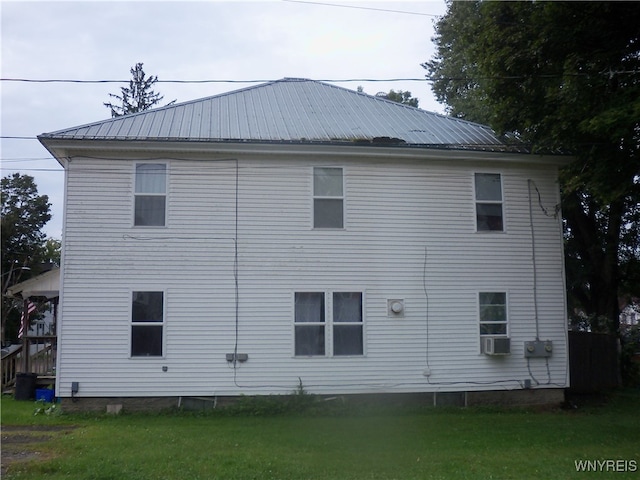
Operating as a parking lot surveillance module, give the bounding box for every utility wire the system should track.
[1,159,52,164]
[0,78,431,84]
[1,71,636,84]
[281,0,441,17]
[0,167,63,172]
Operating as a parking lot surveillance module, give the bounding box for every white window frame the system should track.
[134,162,168,227]
[312,167,345,229]
[478,291,509,339]
[293,291,326,356]
[293,290,365,357]
[130,290,166,358]
[474,172,504,232]
[332,291,364,356]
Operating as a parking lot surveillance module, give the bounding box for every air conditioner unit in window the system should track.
[482,337,511,355]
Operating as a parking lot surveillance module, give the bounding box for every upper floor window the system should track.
[135,163,166,226]
[131,291,164,357]
[474,173,503,231]
[313,167,343,228]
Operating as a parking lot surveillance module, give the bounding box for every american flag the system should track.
[18,300,37,338]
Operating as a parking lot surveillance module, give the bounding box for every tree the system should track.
[42,238,62,267]
[376,89,419,107]
[1,173,52,343]
[424,1,640,334]
[356,86,419,107]
[104,62,175,117]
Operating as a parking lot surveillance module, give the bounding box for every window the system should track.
[131,291,164,357]
[294,292,325,356]
[294,291,364,357]
[135,163,166,226]
[313,167,343,228]
[479,292,507,336]
[333,292,363,356]
[475,173,503,231]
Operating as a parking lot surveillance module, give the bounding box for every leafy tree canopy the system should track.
[1,173,52,281]
[424,1,640,333]
[42,238,61,267]
[1,173,54,343]
[376,89,419,107]
[104,62,175,117]
[356,86,419,107]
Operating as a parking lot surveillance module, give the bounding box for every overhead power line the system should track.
[0,77,431,84]
[281,0,440,17]
[1,157,52,162]
[1,71,636,85]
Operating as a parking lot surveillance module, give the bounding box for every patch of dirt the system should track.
[1,425,77,477]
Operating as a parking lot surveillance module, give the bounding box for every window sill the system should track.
[293,355,366,359]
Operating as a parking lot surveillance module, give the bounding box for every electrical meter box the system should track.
[524,340,553,358]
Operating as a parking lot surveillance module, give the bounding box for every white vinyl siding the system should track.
[56,154,567,397]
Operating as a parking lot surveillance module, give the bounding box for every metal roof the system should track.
[40,78,514,150]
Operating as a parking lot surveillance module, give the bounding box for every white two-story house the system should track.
[39,78,569,410]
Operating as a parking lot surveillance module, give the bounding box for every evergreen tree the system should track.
[104,62,175,117]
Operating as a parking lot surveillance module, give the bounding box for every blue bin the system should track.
[35,388,55,403]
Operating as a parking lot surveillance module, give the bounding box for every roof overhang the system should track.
[6,268,60,300]
[39,137,573,168]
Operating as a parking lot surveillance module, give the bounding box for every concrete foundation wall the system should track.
[59,388,564,413]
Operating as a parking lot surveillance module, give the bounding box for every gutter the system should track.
[38,136,572,167]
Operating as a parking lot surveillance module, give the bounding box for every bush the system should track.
[620,324,640,387]
[223,379,323,416]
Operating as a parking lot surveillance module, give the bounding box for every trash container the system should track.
[35,388,55,403]
[15,373,38,400]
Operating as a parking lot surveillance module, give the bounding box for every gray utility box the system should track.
[524,340,553,358]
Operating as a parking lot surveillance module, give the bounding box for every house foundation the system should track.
[59,388,565,413]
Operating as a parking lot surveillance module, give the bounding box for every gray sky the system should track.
[1,0,447,238]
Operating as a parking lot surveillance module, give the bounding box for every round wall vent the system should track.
[388,299,405,316]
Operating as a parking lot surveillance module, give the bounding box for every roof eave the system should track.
[39,136,573,166]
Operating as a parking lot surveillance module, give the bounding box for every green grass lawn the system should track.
[2,391,639,479]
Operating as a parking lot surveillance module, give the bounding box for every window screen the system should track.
[135,164,166,226]
[313,167,343,228]
[475,173,503,231]
[131,291,164,356]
